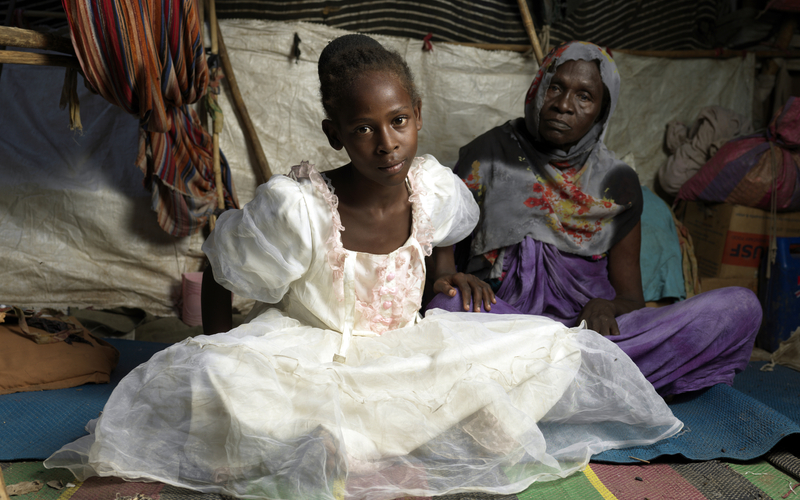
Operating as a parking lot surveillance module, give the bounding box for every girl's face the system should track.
[323,71,422,187]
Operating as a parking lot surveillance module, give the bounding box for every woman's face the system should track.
[537,59,604,151]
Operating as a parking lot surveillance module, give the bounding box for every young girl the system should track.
[46,35,681,500]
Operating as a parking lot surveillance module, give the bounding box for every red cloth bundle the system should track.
[677,97,800,212]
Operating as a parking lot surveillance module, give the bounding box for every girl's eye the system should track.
[356,126,372,134]
[394,116,408,126]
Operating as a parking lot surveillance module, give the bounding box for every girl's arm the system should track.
[426,245,496,312]
[576,221,646,335]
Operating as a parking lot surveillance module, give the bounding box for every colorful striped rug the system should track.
[3,455,799,500]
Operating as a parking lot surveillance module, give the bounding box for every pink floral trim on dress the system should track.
[351,159,432,334]
[292,158,434,333]
[406,159,434,257]
[353,250,426,335]
[290,162,348,301]
[354,259,392,330]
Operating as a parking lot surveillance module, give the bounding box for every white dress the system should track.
[45,155,681,500]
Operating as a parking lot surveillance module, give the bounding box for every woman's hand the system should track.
[578,220,646,337]
[576,298,620,336]
[433,272,496,312]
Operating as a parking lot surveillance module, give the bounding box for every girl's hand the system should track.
[433,273,496,312]
[576,298,620,336]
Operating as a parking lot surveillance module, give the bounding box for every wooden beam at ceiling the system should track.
[0,25,73,54]
[0,50,78,68]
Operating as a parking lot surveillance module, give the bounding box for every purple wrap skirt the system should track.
[426,237,762,396]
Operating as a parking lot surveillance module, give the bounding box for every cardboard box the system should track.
[677,201,800,279]
[699,276,758,294]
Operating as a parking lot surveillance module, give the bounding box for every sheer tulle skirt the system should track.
[45,308,681,500]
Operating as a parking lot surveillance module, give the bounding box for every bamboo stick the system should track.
[213,133,223,207]
[0,50,78,67]
[208,0,218,58]
[216,17,271,185]
[196,0,208,131]
[0,26,73,54]
[207,0,224,231]
[516,0,544,64]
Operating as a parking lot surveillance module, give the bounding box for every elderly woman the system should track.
[427,41,762,396]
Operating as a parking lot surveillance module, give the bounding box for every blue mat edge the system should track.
[594,362,800,464]
[0,338,169,460]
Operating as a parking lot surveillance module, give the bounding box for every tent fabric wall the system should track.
[605,50,753,188]
[217,20,754,198]
[547,0,720,50]
[0,57,204,316]
[213,0,722,50]
[0,20,754,316]
[214,0,530,45]
[1,0,729,50]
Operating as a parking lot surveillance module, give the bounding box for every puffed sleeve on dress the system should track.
[202,176,313,304]
[415,154,480,247]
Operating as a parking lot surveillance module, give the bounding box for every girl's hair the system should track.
[318,34,420,119]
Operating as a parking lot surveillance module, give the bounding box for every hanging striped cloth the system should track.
[61,0,238,237]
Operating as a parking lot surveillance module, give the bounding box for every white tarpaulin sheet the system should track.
[0,20,754,316]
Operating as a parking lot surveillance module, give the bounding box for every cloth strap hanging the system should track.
[61,0,238,237]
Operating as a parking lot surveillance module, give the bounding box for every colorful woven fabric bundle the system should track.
[677,97,800,212]
[61,0,238,236]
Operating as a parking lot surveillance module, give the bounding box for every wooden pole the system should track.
[0,26,74,54]
[0,50,78,67]
[196,0,208,131]
[516,0,544,64]
[207,0,223,231]
[216,17,272,185]
[208,0,217,58]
